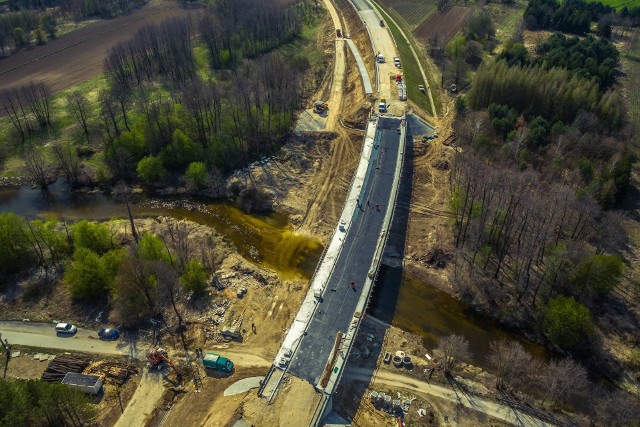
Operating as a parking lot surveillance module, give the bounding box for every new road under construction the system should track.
[258,0,412,422]
[260,111,407,423]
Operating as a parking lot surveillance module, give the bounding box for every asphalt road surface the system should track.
[287,117,403,384]
[0,321,145,359]
[351,0,399,104]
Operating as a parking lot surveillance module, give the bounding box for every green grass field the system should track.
[588,0,640,10]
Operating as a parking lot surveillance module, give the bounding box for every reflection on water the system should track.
[0,182,323,280]
[369,265,552,363]
[1,182,551,364]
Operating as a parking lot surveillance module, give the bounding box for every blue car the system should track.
[98,328,120,340]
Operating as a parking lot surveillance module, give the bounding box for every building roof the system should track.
[61,372,101,387]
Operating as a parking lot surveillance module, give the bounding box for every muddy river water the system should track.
[0,182,550,363]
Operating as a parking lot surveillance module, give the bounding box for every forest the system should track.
[0,378,96,427]
[524,0,640,35]
[0,0,321,198]
[448,0,639,391]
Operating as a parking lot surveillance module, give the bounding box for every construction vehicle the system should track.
[313,100,328,114]
[146,347,178,374]
[378,97,387,113]
[202,352,234,373]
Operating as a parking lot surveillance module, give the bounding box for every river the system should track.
[0,181,550,364]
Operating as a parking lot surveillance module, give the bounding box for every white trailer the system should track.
[61,372,103,395]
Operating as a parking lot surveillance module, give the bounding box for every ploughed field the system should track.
[0,0,199,93]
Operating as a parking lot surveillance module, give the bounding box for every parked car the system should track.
[55,323,77,335]
[98,328,120,340]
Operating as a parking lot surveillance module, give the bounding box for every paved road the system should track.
[287,117,403,384]
[345,368,556,427]
[0,321,145,359]
[351,0,400,105]
[0,321,271,368]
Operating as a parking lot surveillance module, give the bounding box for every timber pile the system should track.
[41,354,91,382]
[83,361,139,386]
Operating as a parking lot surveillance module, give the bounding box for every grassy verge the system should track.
[277,15,327,67]
[372,1,440,116]
[587,0,640,10]
[621,30,640,122]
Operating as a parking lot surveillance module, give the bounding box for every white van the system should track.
[56,322,78,334]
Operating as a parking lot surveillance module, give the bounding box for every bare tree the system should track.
[21,82,52,129]
[488,340,532,391]
[111,253,158,326]
[435,334,471,376]
[51,142,82,189]
[152,261,183,326]
[67,91,92,144]
[536,359,589,408]
[23,150,53,188]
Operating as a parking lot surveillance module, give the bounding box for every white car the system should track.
[394,57,401,68]
[55,322,78,335]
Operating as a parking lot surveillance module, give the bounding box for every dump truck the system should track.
[202,352,234,373]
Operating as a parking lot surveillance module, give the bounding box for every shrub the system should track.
[180,259,208,293]
[137,156,165,186]
[65,248,123,300]
[544,295,593,349]
[72,220,112,255]
[184,161,208,191]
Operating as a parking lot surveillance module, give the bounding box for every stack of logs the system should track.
[41,354,91,382]
[83,361,139,386]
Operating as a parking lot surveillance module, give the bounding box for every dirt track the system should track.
[0,0,199,93]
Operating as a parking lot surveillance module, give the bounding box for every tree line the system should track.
[0,0,146,56]
[0,378,96,427]
[523,0,639,35]
[2,0,318,193]
[198,0,314,68]
[500,32,619,89]
[466,59,624,129]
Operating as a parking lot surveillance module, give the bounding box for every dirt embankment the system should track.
[0,0,200,93]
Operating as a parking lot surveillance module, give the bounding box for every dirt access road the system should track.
[0,0,198,93]
[345,367,555,427]
[324,0,347,131]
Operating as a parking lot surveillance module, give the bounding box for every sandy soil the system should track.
[0,0,200,93]
[115,369,167,427]
[1,350,50,379]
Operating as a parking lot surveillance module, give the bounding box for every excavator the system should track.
[146,346,178,375]
[313,100,328,114]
